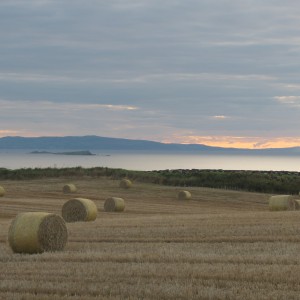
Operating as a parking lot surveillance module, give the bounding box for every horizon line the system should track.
[0,135,300,150]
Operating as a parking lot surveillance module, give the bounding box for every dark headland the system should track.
[30,150,95,156]
[0,135,300,155]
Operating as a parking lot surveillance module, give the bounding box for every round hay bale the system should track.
[294,199,300,210]
[119,178,132,189]
[177,190,192,200]
[0,186,5,197]
[104,197,125,212]
[62,198,97,222]
[63,183,77,194]
[8,212,68,254]
[269,195,297,211]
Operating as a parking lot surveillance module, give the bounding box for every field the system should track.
[1,177,300,299]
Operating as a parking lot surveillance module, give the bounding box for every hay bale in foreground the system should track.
[8,212,68,254]
[62,198,97,222]
[119,178,132,189]
[0,186,5,197]
[63,183,77,193]
[104,197,125,212]
[269,195,297,211]
[177,190,192,200]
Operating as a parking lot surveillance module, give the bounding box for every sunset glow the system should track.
[0,130,21,136]
[2,131,300,149]
[163,136,300,149]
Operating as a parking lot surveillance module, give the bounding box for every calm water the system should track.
[0,151,300,171]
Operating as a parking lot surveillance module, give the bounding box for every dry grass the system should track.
[1,177,300,299]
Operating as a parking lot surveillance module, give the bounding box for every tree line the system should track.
[0,167,299,194]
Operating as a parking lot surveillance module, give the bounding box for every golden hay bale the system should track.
[269,195,297,211]
[62,198,97,222]
[295,199,300,210]
[104,197,125,212]
[63,183,77,193]
[177,190,192,200]
[119,178,132,189]
[8,212,68,254]
[0,186,5,197]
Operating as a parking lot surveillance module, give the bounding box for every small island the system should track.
[30,150,96,156]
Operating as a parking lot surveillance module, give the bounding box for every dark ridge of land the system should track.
[30,150,95,156]
[2,135,300,155]
[0,167,299,195]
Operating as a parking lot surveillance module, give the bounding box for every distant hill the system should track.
[30,150,95,156]
[0,136,212,151]
[0,135,300,155]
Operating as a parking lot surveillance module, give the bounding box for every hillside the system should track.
[1,135,300,154]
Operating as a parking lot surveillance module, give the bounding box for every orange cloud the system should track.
[0,129,48,138]
[162,135,300,149]
[0,130,21,137]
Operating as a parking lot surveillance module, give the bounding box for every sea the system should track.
[0,150,300,172]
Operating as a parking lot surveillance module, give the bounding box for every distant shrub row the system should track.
[153,169,300,194]
[0,167,300,194]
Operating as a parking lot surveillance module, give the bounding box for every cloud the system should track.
[274,96,300,106]
[1,1,300,146]
[0,129,21,136]
[0,99,138,112]
[0,99,162,138]
[0,71,277,85]
[98,104,138,111]
[282,84,300,90]
[210,115,230,120]
[111,0,151,10]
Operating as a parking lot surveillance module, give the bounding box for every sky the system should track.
[1,0,300,149]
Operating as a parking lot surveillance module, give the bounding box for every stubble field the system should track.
[0,176,300,299]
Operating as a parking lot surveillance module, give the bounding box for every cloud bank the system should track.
[1,0,300,148]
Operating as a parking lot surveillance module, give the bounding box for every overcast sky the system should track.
[1,0,300,148]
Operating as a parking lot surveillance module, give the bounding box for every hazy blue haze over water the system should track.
[0,151,300,171]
